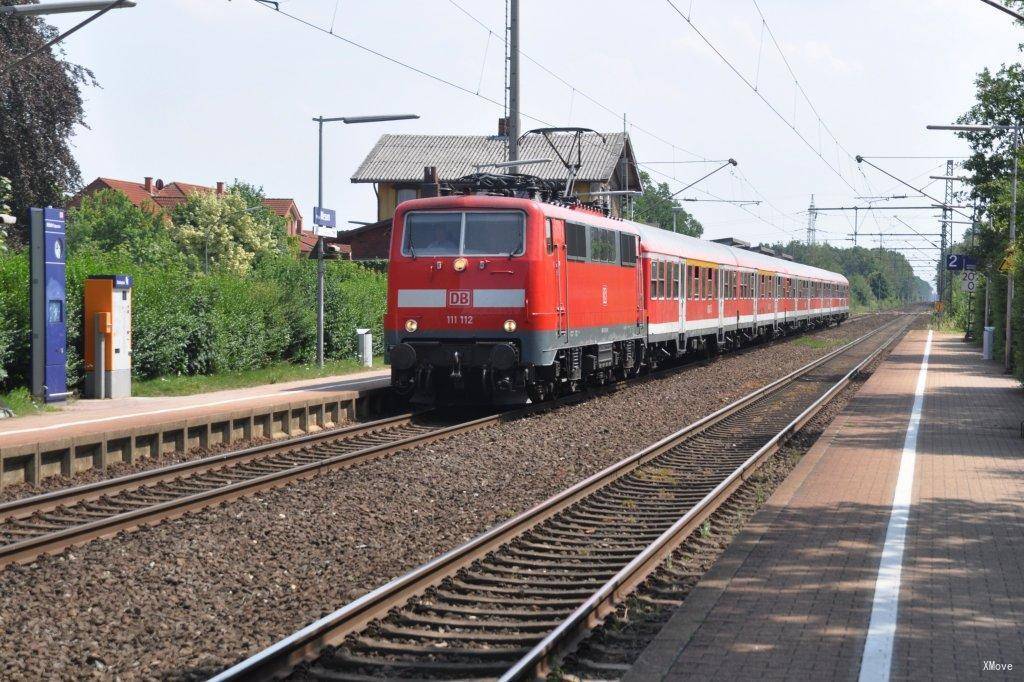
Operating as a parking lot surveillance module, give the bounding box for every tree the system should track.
[630,171,703,237]
[0,6,95,246]
[168,189,289,275]
[228,179,296,257]
[867,270,891,301]
[66,189,178,264]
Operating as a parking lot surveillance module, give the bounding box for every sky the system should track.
[45,0,1024,285]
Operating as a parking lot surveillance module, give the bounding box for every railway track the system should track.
[0,411,504,568]
[211,312,918,682]
[0,313,880,571]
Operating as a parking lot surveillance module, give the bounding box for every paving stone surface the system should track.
[626,331,1024,681]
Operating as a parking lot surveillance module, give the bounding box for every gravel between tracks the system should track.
[0,313,900,680]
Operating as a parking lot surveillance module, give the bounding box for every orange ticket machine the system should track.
[84,275,132,399]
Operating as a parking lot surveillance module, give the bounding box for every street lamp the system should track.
[927,122,1019,371]
[313,113,419,368]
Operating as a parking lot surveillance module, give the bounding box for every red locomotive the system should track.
[384,193,848,405]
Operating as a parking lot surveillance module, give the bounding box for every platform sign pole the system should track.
[29,207,69,402]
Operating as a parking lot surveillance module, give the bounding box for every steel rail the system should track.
[0,410,508,568]
[210,313,915,682]
[501,315,916,680]
[0,310,869,570]
[0,412,418,522]
[3,313,871,524]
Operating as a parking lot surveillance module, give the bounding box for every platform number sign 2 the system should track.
[946,254,976,271]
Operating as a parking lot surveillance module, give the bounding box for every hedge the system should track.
[0,249,388,392]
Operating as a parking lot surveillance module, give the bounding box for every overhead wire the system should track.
[251,0,805,240]
[663,0,858,192]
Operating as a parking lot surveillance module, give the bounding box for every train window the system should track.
[566,222,587,260]
[464,212,525,256]
[545,219,555,254]
[589,226,617,263]
[705,268,714,299]
[619,233,637,266]
[672,263,680,298]
[404,211,526,257]
[650,261,659,299]
[691,266,700,299]
[403,212,462,256]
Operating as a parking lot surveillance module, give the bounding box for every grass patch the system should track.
[0,387,56,417]
[132,357,385,397]
[793,337,832,349]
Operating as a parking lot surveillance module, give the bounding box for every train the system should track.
[384,193,849,405]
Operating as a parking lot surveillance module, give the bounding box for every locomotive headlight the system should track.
[453,257,468,272]
[503,319,517,333]
[405,319,419,333]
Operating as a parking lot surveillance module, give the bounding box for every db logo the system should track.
[448,290,471,306]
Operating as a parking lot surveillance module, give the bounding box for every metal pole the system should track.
[942,160,954,310]
[317,118,325,369]
[965,203,977,341]
[507,0,520,172]
[1006,126,1018,372]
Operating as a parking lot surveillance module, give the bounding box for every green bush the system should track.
[0,248,388,392]
[0,251,29,385]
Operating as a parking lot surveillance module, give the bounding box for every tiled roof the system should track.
[263,198,301,219]
[73,178,302,222]
[351,132,634,185]
[94,178,158,208]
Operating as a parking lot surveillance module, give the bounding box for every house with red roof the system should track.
[70,176,346,256]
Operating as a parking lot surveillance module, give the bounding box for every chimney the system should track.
[498,117,508,137]
[143,176,153,193]
[421,166,440,198]
[216,181,225,195]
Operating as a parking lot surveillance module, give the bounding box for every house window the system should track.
[396,188,418,205]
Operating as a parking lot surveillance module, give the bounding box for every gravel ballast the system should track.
[0,313,900,680]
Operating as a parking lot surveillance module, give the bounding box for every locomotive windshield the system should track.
[403,211,525,257]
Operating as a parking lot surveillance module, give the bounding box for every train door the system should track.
[752,273,759,329]
[773,274,780,329]
[630,235,643,330]
[550,218,568,341]
[680,260,688,339]
[717,267,725,340]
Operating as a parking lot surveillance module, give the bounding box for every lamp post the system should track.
[927,123,1019,371]
[313,113,419,368]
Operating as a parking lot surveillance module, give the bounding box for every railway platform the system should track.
[0,369,390,488]
[626,329,1024,681]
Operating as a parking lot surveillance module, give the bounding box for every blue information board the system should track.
[30,207,68,402]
